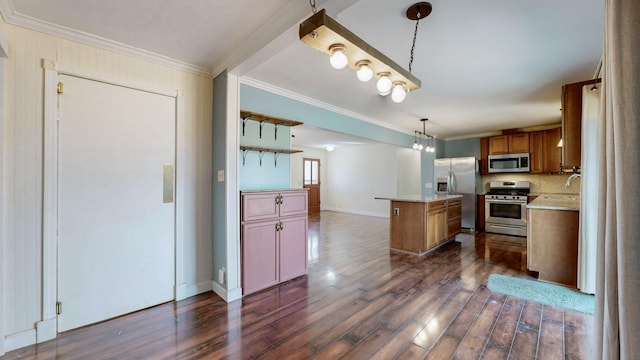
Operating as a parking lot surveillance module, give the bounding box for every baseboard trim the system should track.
[211,281,243,302]
[4,329,36,352]
[176,280,213,301]
[36,318,56,343]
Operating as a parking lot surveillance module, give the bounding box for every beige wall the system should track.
[2,23,213,342]
[481,173,581,195]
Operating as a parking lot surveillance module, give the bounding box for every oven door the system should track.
[485,198,527,226]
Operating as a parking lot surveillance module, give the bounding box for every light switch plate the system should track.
[425,182,432,188]
[217,170,224,182]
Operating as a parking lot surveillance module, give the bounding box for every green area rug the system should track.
[487,274,595,314]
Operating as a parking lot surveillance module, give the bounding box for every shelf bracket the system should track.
[258,151,265,167]
[241,149,249,166]
[259,121,266,139]
[241,117,250,136]
[274,152,281,167]
[274,123,282,141]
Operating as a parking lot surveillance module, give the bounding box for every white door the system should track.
[57,75,176,332]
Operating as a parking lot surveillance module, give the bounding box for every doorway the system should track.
[56,74,176,331]
[303,158,320,214]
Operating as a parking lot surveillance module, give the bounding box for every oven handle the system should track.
[485,198,527,204]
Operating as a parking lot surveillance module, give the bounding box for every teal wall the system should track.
[240,84,415,148]
[212,72,228,289]
[239,118,291,190]
[443,138,481,159]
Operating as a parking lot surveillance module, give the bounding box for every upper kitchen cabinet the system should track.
[488,133,530,155]
[479,137,489,175]
[560,79,600,172]
[529,127,562,174]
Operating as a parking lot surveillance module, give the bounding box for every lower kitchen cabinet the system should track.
[426,201,448,249]
[241,190,308,295]
[447,199,462,238]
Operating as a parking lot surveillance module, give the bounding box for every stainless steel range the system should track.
[485,181,530,237]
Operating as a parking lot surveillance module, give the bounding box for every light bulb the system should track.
[418,143,424,151]
[329,44,348,69]
[376,73,392,94]
[412,142,419,150]
[326,145,334,152]
[391,82,406,103]
[356,60,373,82]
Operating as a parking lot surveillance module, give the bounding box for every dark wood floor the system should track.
[2,211,593,359]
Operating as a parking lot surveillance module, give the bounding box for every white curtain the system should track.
[578,85,601,294]
[594,0,640,358]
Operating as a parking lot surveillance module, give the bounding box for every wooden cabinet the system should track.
[241,190,308,295]
[527,208,579,286]
[479,137,489,175]
[560,79,600,171]
[477,194,485,231]
[529,128,562,174]
[446,199,462,238]
[488,133,529,155]
[427,201,448,249]
[542,127,562,173]
[388,198,461,255]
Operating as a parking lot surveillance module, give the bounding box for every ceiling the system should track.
[1,0,604,146]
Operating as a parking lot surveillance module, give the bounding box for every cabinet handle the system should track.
[275,194,283,205]
[279,221,284,231]
[275,221,284,231]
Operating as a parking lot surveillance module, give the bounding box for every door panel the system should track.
[303,158,320,213]
[57,75,175,331]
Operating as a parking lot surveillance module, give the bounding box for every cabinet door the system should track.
[447,203,462,238]
[529,131,543,174]
[488,135,509,155]
[427,207,447,248]
[477,195,485,231]
[542,128,562,173]
[242,192,279,221]
[280,191,308,217]
[242,221,279,295]
[279,216,308,282]
[479,137,489,175]
[509,133,530,153]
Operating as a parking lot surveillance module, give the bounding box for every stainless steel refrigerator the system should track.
[434,157,480,231]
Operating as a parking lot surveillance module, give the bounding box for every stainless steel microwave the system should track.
[488,153,530,173]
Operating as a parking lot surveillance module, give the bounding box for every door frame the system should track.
[303,157,321,213]
[40,59,185,342]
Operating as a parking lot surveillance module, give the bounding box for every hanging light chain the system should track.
[409,16,421,73]
[309,0,317,14]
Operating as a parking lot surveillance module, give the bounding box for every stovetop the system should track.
[486,180,530,199]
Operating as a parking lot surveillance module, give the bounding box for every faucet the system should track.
[565,173,581,187]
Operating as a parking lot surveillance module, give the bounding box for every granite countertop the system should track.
[375,194,463,203]
[526,194,580,211]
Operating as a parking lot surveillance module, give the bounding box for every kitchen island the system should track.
[526,194,580,286]
[376,194,463,256]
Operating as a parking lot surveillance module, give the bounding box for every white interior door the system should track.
[57,75,176,332]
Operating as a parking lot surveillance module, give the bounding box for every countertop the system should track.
[526,194,580,211]
[375,194,463,203]
[240,188,308,193]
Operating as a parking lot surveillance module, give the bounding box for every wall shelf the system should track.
[240,145,302,167]
[240,110,303,140]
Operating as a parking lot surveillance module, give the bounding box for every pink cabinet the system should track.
[241,190,308,295]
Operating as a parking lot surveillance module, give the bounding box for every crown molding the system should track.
[240,77,412,136]
[0,0,212,78]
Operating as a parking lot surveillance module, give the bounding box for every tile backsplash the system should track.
[481,174,581,195]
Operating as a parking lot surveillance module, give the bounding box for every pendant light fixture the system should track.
[412,118,435,152]
[299,1,431,102]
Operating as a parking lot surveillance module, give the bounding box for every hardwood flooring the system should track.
[2,211,593,359]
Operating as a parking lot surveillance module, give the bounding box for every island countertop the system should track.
[375,194,463,203]
[526,194,580,211]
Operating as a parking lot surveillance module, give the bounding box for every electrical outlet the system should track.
[394,208,400,216]
[218,268,226,284]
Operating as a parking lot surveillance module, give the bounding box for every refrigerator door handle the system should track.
[450,171,456,194]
